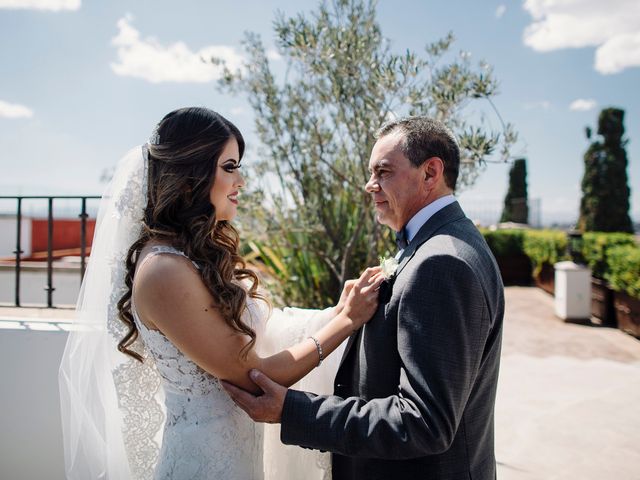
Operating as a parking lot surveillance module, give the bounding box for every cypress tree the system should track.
[500,158,528,224]
[579,108,632,232]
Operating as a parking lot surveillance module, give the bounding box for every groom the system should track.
[223,116,504,479]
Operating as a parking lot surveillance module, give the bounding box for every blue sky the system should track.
[1,0,638,226]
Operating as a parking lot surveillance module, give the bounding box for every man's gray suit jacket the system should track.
[281,201,505,480]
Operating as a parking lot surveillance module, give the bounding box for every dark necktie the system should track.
[395,228,408,250]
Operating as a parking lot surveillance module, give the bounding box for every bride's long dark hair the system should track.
[117,107,263,362]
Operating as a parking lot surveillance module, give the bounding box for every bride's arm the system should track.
[261,280,357,355]
[134,254,381,394]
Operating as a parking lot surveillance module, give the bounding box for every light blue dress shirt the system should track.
[401,194,457,251]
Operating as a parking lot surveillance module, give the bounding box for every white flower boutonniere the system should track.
[379,256,399,280]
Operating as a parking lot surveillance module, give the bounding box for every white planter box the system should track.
[554,261,592,320]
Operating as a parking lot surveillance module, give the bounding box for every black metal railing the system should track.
[0,196,100,307]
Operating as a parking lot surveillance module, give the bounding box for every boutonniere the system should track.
[379,255,399,280]
[378,256,398,303]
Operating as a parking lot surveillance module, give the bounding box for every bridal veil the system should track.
[58,144,340,479]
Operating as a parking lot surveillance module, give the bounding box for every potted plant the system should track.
[482,229,531,285]
[582,232,636,326]
[606,244,640,337]
[523,230,568,295]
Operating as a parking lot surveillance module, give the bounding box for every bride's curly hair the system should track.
[117,107,263,362]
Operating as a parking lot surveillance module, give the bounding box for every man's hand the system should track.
[220,369,287,424]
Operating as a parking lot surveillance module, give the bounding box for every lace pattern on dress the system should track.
[131,246,264,479]
[130,247,223,398]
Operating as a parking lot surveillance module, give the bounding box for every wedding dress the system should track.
[130,245,340,480]
[59,145,340,480]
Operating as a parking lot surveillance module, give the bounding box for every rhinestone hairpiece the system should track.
[148,124,161,145]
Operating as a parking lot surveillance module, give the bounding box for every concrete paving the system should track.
[1,287,639,479]
[497,287,640,480]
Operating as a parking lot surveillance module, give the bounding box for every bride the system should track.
[58,107,382,479]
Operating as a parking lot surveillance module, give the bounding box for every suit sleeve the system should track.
[280,254,490,458]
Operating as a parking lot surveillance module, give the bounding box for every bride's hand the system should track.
[341,267,384,329]
[335,279,357,314]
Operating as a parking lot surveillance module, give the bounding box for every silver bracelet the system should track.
[309,336,324,367]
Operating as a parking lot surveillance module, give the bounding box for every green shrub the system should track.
[581,232,637,279]
[481,229,526,257]
[221,0,516,308]
[523,230,568,275]
[605,244,640,299]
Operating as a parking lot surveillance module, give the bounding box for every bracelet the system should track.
[309,336,324,367]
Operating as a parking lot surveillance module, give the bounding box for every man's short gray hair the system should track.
[375,116,460,189]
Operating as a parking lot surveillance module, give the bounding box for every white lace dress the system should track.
[131,246,339,480]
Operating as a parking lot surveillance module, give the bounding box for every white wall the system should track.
[0,216,32,258]
[0,326,68,480]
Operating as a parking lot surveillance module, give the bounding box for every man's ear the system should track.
[422,157,444,185]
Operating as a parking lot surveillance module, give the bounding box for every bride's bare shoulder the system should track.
[135,248,202,294]
[133,244,210,327]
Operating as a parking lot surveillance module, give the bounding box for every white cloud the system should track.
[230,107,246,116]
[110,15,244,84]
[266,49,282,61]
[569,98,597,111]
[496,5,506,19]
[0,0,79,10]
[595,32,640,74]
[522,0,640,74]
[524,100,551,110]
[0,100,33,118]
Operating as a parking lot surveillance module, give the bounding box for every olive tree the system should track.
[216,0,516,306]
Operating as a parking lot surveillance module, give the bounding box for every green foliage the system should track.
[605,244,640,299]
[481,229,526,257]
[217,0,516,307]
[522,230,569,275]
[500,158,528,224]
[579,108,633,233]
[581,232,637,279]
[480,229,639,293]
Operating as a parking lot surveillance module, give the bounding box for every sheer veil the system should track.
[59,145,164,480]
[58,143,342,480]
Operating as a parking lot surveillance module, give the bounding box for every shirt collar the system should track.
[404,194,456,243]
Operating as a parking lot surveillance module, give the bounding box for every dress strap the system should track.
[137,245,200,271]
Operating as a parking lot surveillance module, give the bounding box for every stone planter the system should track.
[591,277,616,326]
[613,291,640,338]
[495,254,532,286]
[534,262,555,296]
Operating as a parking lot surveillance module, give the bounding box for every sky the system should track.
[0,0,639,227]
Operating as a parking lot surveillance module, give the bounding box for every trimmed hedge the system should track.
[581,232,637,279]
[522,230,568,275]
[481,229,639,297]
[481,229,526,257]
[605,245,640,298]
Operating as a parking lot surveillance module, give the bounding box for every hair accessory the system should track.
[149,124,161,145]
[309,336,324,367]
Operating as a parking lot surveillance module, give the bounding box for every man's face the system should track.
[365,131,428,231]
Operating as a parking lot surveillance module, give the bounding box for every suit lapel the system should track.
[337,328,361,372]
[336,201,466,374]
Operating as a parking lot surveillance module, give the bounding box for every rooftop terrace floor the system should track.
[1,286,639,479]
[496,287,639,479]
